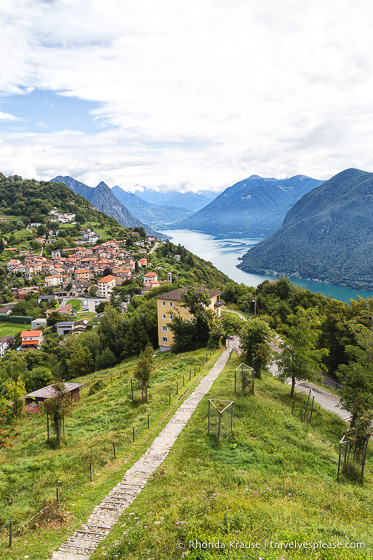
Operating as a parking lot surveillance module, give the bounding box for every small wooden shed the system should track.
[25,382,84,406]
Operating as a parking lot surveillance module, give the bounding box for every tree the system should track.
[47,311,64,327]
[89,285,98,297]
[124,313,149,357]
[66,345,94,379]
[95,347,116,370]
[42,379,72,445]
[23,366,53,393]
[6,378,26,419]
[276,307,328,396]
[240,318,272,377]
[0,408,19,449]
[135,345,154,401]
[337,323,373,426]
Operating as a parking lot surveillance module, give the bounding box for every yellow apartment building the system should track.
[154,288,222,351]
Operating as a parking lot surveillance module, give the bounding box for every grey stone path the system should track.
[48,347,235,560]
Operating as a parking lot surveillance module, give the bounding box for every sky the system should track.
[1,0,373,192]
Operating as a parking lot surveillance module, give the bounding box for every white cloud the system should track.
[0,111,20,121]
[0,0,373,190]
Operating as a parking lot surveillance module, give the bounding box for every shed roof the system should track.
[154,288,221,301]
[26,382,84,400]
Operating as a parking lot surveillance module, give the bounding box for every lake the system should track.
[161,229,373,303]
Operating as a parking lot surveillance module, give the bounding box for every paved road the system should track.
[149,241,159,254]
[268,358,349,421]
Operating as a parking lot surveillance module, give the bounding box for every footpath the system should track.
[48,346,235,560]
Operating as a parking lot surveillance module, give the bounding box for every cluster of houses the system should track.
[48,209,76,223]
[5,237,160,296]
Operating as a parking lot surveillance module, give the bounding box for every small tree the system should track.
[0,407,19,449]
[6,378,26,419]
[135,345,154,401]
[337,323,373,426]
[42,379,72,445]
[277,307,328,396]
[240,318,272,377]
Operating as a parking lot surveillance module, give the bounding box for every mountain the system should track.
[238,168,373,290]
[51,176,158,235]
[134,188,219,212]
[172,175,322,236]
[111,186,192,228]
[0,173,126,232]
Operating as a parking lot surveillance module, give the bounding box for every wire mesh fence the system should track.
[208,399,234,444]
[234,363,254,394]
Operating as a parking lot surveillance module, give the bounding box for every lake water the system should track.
[162,229,373,303]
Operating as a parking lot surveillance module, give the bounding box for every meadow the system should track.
[90,353,372,560]
[0,347,222,559]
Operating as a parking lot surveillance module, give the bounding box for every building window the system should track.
[162,314,166,320]
[169,314,173,321]
[162,301,166,306]
[162,326,167,332]
[162,337,168,343]
[169,302,173,307]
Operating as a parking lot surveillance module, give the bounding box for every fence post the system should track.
[9,520,12,548]
[189,370,191,380]
[208,400,211,434]
[176,382,178,395]
[304,390,311,418]
[147,414,150,429]
[217,412,222,445]
[56,486,59,505]
[113,441,116,460]
[132,427,135,442]
[309,396,315,423]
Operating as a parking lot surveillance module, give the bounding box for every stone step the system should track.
[74,530,108,538]
[59,542,96,554]
[52,552,89,560]
[81,523,111,532]
[67,535,103,546]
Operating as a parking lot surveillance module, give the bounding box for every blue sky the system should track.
[0,0,373,191]
[0,89,107,134]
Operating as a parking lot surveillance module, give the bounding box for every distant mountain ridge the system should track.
[111,186,193,228]
[172,175,322,236]
[134,188,219,212]
[51,176,158,236]
[238,168,373,290]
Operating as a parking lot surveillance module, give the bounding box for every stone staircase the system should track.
[48,348,234,559]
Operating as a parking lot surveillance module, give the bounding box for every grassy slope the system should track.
[90,354,372,560]
[0,348,223,559]
[0,323,27,337]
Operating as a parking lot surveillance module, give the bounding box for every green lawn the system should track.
[76,311,96,323]
[0,347,222,559]
[66,299,83,311]
[0,322,29,337]
[91,354,372,560]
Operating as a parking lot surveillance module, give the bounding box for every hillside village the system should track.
[0,177,372,559]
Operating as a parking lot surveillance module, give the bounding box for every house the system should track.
[51,250,61,260]
[143,271,158,284]
[20,330,44,349]
[154,288,222,351]
[25,382,84,405]
[0,307,12,316]
[31,318,48,330]
[97,275,116,297]
[0,336,14,357]
[45,303,72,317]
[45,274,63,287]
[75,268,91,281]
[137,258,147,267]
[56,321,75,337]
[37,295,57,305]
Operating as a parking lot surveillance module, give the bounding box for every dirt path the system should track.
[48,346,235,560]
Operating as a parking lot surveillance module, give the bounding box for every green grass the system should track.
[66,299,83,311]
[222,306,249,319]
[76,311,96,323]
[0,323,29,337]
[0,347,222,558]
[89,354,372,560]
